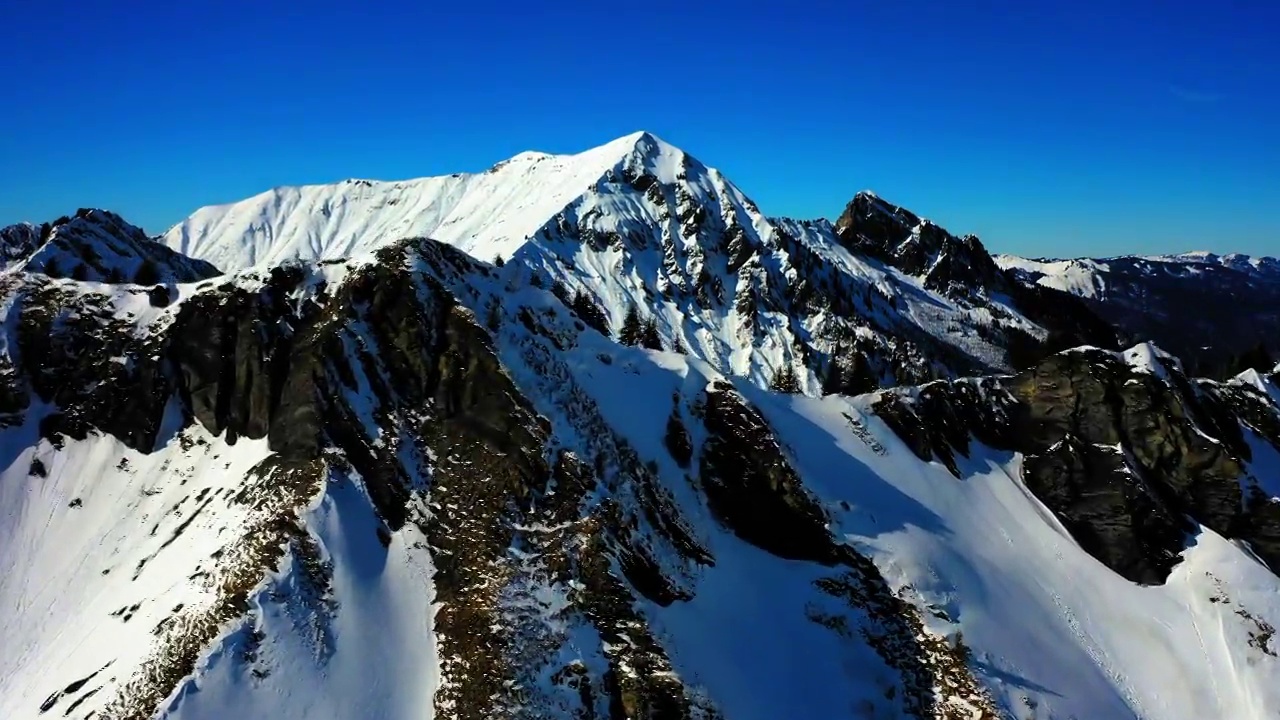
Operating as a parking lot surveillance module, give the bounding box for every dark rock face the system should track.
[11,279,176,451]
[834,192,1008,298]
[699,381,837,563]
[875,347,1280,584]
[1008,350,1247,570]
[0,222,42,267]
[1022,437,1188,584]
[4,240,562,719]
[693,382,999,718]
[873,377,1015,476]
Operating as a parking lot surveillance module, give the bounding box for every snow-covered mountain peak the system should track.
[160,134,1124,393]
[161,131,703,270]
[3,227,1279,720]
[1,208,219,283]
[8,135,1280,719]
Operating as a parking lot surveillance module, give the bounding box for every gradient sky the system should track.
[2,1,1276,258]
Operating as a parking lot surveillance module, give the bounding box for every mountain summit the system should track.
[161,133,1117,390]
[162,131,689,269]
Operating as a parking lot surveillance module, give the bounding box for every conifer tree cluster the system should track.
[570,290,610,335]
[769,364,801,394]
[618,302,665,350]
[619,304,643,346]
[820,352,879,396]
[134,258,161,286]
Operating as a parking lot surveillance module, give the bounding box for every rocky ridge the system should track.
[0,236,1007,719]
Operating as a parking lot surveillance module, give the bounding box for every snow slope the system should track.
[756,390,1280,720]
[0,267,444,720]
[996,256,1112,299]
[161,475,439,720]
[0,418,440,720]
[427,245,1280,720]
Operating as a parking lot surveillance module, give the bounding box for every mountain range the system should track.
[2,132,1278,720]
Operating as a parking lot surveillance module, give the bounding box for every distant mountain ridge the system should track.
[999,251,1280,369]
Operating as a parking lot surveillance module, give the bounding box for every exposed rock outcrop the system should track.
[876,346,1280,584]
[834,192,1009,298]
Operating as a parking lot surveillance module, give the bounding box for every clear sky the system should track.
[2,1,1276,258]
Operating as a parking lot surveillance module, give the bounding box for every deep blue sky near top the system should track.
[2,1,1276,257]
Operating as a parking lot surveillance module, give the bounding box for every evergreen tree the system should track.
[672,335,685,354]
[821,356,846,396]
[484,298,501,332]
[134,259,161,286]
[1233,342,1275,376]
[619,304,643,346]
[640,317,663,350]
[769,364,801,394]
[492,254,505,267]
[570,291,610,335]
[550,280,571,304]
[844,353,880,395]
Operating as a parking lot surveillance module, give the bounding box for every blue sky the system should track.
[2,1,1276,257]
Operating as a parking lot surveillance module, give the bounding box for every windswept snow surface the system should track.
[0,415,440,720]
[162,132,667,269]
[162,475,439,720]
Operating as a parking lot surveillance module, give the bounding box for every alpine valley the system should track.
[3,132,1279,720]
